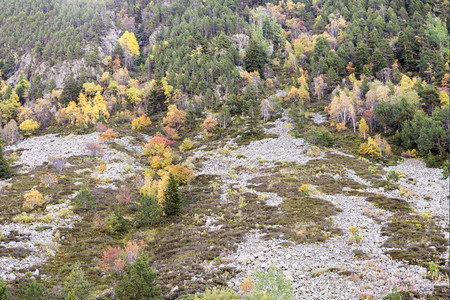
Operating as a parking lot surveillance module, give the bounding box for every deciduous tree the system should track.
[358,118,369,139]
[118,31,140,68]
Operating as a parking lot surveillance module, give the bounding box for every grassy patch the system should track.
[382,213,447,269]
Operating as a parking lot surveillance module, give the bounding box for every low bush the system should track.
[306,127,334,147]
[245,266,293,300]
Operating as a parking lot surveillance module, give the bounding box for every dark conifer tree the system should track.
[244,38,267,77]
[164,173,182,216]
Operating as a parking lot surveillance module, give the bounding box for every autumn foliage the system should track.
[167,165,194,185]
[64,92,110,127]
[99,246,124,275]
[23,189,44,210]
[85,142,104,157]
[131,114,152,131]
[143,133,174,170]
[162,105,186,139]
[98,129,118,142]
[19,119,40,135]
[359,137,380,158]
[99,240,146,276]
[116,185,132,205]
[201,117,217,137]
[41,173,58,187]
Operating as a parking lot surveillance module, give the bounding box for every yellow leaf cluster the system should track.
[126,87,143,104]
[143,134,173,170]
[161,77,173,101]
[83,82,102,96]
[359,137,380,158]
[64,92,110,127]
[131,114,152,131]
[118,31,140,58]
[0,90,20,122]
[167,165,194,185]
[285,86,310,104]
[179,138,194,152]
[140,173,169,204]
[19,119,40,134]
[19,119,39,134]
[439,91,449,107]
[358,118,369,139]
[17,106,33,123]
[23,189,44,210]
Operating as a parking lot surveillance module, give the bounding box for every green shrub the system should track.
[245,266,293,300]
[135,193,163,227]
[442,160,449,179]
[387,170,400,182]
[425,151,438,168]
[24,280,43,300]
[306,127,334,147]
[385,170,400,190]
[63,262,90,300]
[115,255,161,300]
[75,184,96,208]
[0,146,11,179]
[306,145,321,157]
[0,278,8,300]
[383,286,402,300]
[106,206,127,234]
[180,287,240,299]
[179,138,194,152]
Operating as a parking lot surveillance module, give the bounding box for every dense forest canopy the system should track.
[0,0,448,161]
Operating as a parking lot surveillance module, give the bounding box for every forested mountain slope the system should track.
[0,0,448,299]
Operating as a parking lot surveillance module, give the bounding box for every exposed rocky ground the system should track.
[0,115,448,299]
[193,114,449,299]
[0,132,146,282]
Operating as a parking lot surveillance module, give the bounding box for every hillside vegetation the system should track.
[0,0,448,299]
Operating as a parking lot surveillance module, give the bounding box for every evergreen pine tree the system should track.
[244,38,267,78]
[327,67,340,91]
[0,279,7,300]
[371,48,387,74]
[24,280,43,300]
[379,39,395,66]
[216,32,231,50]
[135,193,162,227]
[85,48,99,67]
[75,184,96,209]
[1,55,15,77]
[218,104,231,129]
[60,77,82,105]
[63,263,90,300]
[397,31,417,71]
[355,41,370,74]
[0,146,11,179]
[164,173,182,216]
[115,255,161,300]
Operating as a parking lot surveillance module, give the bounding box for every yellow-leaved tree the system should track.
[19,119,40,135]
[162,105,186,139]
[118,31,140,68]
[64,92,109,127]
[359,137,380,158]
[161,77,173,102]
[358,118,369,140]
[439,91,449,107]
[132,114,152,131]
[0,90,20,123]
